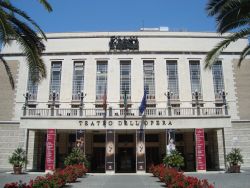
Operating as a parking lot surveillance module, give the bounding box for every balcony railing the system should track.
[23,107,227,118]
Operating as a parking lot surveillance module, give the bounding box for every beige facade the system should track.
[0,60,24,168]
[0,31,250,172]
[0,60,19,121]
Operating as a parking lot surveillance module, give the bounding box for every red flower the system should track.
[150,164,214,188]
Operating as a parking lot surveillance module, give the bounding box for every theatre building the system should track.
[1,29,250,173]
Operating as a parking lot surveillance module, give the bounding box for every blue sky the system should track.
[14,0,216,33]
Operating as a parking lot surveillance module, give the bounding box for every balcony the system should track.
[20,106,231,130]
[23,107,227,118]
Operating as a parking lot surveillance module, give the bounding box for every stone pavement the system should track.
[0,171,44,187]
[185,169,250,188]
[1,170,250,188]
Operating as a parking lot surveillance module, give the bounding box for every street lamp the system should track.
[78,91,86,116]
[220,90,228,115]
[164,90,173,116]
[23,91,30,116]
[50,90,58,116]
[192,89,201,115]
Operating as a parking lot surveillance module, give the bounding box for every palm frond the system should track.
[206,0,250,33]
[0,1,47,39]
[219,19,250,34]
[0,55,15,89]
[9,15,45,53]
[206,0,228,16]
[0,7,11,45]
[0,0,49,88]
[216,0,250,33]
[205,28,250,68]
[238,44,250,67]
[38,0,53,12]
[9,15,47,83]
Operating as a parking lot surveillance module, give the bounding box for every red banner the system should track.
[45,129,56,171]
[195,129,206,171]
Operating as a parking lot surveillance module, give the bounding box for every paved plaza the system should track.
[0,169,250,188]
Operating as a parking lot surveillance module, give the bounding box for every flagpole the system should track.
[139,88,147,139]
[103,85,107,126]
[124,89,127,124]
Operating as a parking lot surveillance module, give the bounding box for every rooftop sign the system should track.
[109,36,139,51]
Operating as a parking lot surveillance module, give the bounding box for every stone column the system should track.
[106,129,115,174]
[195,128,206,172]
[24,129,29,171]
[45,129,56,173]
[222,128,227,171]
[136,129,145,173]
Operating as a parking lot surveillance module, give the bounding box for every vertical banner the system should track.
[106,129,115,172]
[45,129,56,172]
[136,129,145,172]
[195,128,206,171]
[165,129,168,154]
[76,129,85,154]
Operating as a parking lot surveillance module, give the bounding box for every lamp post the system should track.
[221,90,228,115]
[79,91,86,116]
[165,90,172,116]
[193,89,200,115]
[23,92,30,116]
[51,90,58,116]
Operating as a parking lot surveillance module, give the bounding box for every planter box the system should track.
[228,165,241,173]
[13,166,22,174]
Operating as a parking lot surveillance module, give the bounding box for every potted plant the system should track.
[8,147,27,174]
[226,148,243,173]
[163,150,184,170]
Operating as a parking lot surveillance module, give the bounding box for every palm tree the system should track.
[0,0,52,89]
[205,0,250,68]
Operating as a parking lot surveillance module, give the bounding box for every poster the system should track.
[106,129,115,171]
[45,129,56,171]
[136,129,145,171]
[195,128,206,171]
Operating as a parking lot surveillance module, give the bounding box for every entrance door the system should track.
[146,147,160,172]
[91,147,105,173]
[116,148,136,173]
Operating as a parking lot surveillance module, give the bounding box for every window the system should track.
[96,61,108,100]
[49,62,62,100]
[212,61,224,100]
[189,60,202,99]
[120,61,131,100]
[27,70,38,101]
[166,60,179,99]
[143,60,155,100]
[72,61,84,100]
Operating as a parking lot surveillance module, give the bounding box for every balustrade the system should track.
[23,107,227,118]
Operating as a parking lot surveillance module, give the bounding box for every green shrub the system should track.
[64,147,89,168]
[8,147,27,168]
[163,150,184,169]
[226,148,243,166]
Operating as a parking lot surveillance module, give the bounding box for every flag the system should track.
[139,88,147,114]
[103,88,107,118]
[124,89,128,114]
